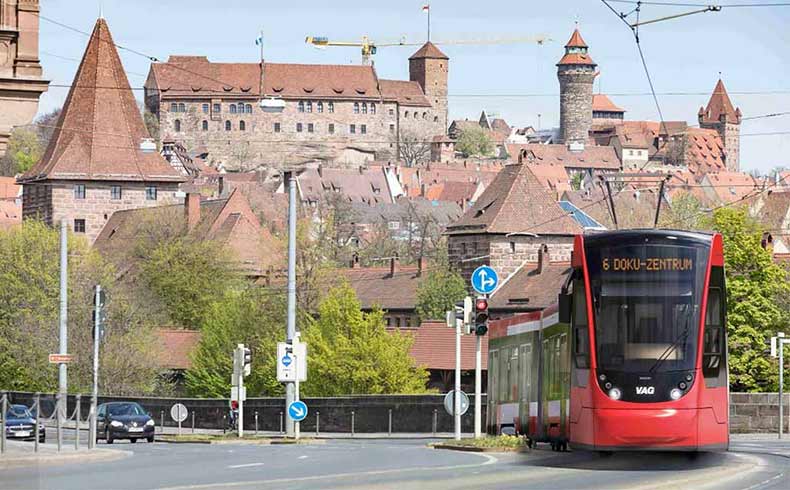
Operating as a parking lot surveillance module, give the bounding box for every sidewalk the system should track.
[0,441,130,468]
[156,426,465,439]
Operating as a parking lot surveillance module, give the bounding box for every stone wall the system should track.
[557,67,595,145]
[22,180,181,243]
[409,57,449,133]
[730,392,790,433]
[447,233,492,285]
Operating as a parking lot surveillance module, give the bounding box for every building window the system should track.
[297,123,303,132]
[404,111,409,118]
[361,102,367,114]
[274,122,281,133]
[225,120,232,131]
[328,123,335,134]
[202,120,208,131]
[230,104,237,114]
[213,103,221,113]
[388,108,394,116]
[353,102,360,114]
[298,101,305,113]
[308,123,314,133]
[245,104,252,113]
[306,101,312,113]
[73,184,86,199]
[174,119,181,132]
[361,124,367,134]
[434,116,438,122]
[317,102,323,113]
[170,103,178,112]
[510,241,516,254]
[328,102,334,113]
[389,124,395,133]
[74,219,86,233]
[110,185,122,200]
[145,186,157,201]
[202,103,209,114]
[350,124,356,134]
[371,103,376,114]
[178,103,185,113]
[423,112,427,119]
[239,120,246,131]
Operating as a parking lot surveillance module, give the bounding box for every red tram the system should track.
[487,230,729,452]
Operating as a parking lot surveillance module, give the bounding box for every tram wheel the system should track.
[560,442,568,452]
[526,438,534,449]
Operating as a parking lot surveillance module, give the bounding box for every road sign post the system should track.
[455,318,461,440]
[171,403,188,436]
[471,266,499,295]
[772,332,790,438]
[470,268,497,440]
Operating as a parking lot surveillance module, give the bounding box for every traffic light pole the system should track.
[238,345,244,438]
[90,285,101,447]
[285,171,297,437]
[454,320,461,441]
[294,350,300,440]
[474,334,482,438]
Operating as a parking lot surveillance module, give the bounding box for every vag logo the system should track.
[636,386,655,395]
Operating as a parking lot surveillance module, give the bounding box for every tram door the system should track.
[541,333,568,441]
[519,343,534,435]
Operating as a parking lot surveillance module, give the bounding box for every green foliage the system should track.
[301,283,430,396]
[570,172,583,191]
[0,221,159,395]
[140,238,242,328]
[709,207,790,392]
[456,126,493,158]
[660,191,706,231]
[415,267,467,322]
[0,127,42,175]
[184,288,287,398]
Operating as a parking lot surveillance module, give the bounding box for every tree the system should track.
[0,127,42,176]
[35,108,62,150]
[709,207,790,391]
[415,266,467,322]
[396,129,431,167]
[143,109,160,147]
[456,126,493,158]
[301,283,430,395]
[659,191,706,230]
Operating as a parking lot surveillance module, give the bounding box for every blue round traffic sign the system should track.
[281,355,292,367]
[288,401,308,422]
[471,266,499,294]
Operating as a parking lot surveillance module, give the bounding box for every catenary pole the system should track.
[474,334,482,438]
[455,320,461,440]
[285,171,297,437]
[90,285,101,447]
[780,335,784,439]
[58,219,68,448]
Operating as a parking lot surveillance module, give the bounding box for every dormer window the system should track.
[306,101,312,113]
[298,101,305,113]
[230,104,237,114]
[353,102,360,114]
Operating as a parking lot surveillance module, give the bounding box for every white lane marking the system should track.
[741,473,785,490]
[154,451,499,490]
[227,463,265,469]
[298,455,308,459]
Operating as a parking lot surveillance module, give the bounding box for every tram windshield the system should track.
[585,237,709,373]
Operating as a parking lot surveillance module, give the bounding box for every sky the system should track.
[35,0,790,173]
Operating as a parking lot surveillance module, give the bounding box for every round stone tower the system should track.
[557,29,597,145]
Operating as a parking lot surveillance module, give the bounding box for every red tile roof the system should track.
[447,163,582,235]
[410,321,487,371]
[592,94,624,113]
[340,266,422,311]
[565,29,588,48]
[702,171,758,204]
[398,162,502,198]
[0,200,21,229]
[526,163,572,196]
[408,42,448,60]
[699,79,740,124]
[510,144,620,170]
[379,79,431,107]
[685,128,727,174]
[0,176,20,200]
[298,166,394,205]
[20,19,183,184]
[155,329,201,370]
[489,262,572,312]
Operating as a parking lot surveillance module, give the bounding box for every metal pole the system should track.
[1,392,7,454]
[58,219,68,438]
[388,409,392,436]
[653,177,667,228]
[56,393,62,452]
[316,412,320,436]
[75,394,81,450]
[432,409,437,436]
[238,345,244,438]
[160,410,164,433]
[351,411,355,437]
[91,285,101,448]
[780,340,784,439]
[294,350,300,440]
[285,170,297,437]
[34,393,40,452]
[192,411,195,434]
[255,412,258,435]
[474,334,482,439]
[455,321,461,440]
[279,412,284,434]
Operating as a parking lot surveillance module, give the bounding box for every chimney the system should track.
[185,193,201,230]
[389,255,399,277]
[420,183,426,197]
[218,175,225,197]
[536,244,548,274]
[317,164,323,178]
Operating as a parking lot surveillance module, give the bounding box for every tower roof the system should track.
[565,29,588,48]
[557,28,596,66]
[699,79,740,124]
[409,42,449,60]
[20,19,184,183]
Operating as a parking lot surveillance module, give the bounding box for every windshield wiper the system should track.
[648,315,691,374]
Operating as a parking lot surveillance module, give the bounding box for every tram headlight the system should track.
[598,374,607,382]
[678,381,687,390]
[685,373,693,382]
[608,387,622,400]
[670,388,683,400]
[604,382,612,390]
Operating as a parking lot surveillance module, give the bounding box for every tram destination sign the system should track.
[601,257,694,273]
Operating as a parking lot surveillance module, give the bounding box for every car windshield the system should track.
[585,237,709,373]
[6,405,32,419]
[107,403,146,417]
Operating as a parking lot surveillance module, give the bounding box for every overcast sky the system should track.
[37,0,790,173]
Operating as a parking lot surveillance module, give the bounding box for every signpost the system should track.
[277,341,307,382]
[471,265,499,295]
[771,332,790,439]
[443,390,470,416]
[170,403,188,435]
[48,354,73,364]
[288,401,308,422]
[470,266,498,439]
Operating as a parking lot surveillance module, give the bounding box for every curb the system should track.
[0,448,131,469]
[431,443,528,453]
[156,437,325,445]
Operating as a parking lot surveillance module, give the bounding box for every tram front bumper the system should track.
[591,407,699,450]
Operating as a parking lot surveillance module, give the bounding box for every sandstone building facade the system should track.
[18,18,184,243]
[144,43,449,171]
[0,0,48,157]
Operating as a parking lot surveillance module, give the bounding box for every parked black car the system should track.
[4,404,45,443]
[97,402,155,444]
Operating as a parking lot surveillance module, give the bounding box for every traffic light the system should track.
[92,286,107,342]
[242,346,252,377]
[474,296,489,336]
[447,296,473,330]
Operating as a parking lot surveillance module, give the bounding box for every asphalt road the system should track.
[2,437,790,490]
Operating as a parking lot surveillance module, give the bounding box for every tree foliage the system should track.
[456,126,494,158]
[396,129,431,167]
[0,128,41,176]
[709,207,790,391]
[301,283,430,395]
[659,191,707,231]
[415,267,467,322]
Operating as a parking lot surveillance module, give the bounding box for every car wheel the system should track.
[147,435,155,443]
[39,435,45,443]
[105,429,114,445]
[130,438,137,444]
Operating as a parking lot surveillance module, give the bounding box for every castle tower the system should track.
[557,29,597,145]
[409,42,449,131]
[698,79,741,171]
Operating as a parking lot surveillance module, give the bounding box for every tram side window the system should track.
[489,350,499,403]
[703,267,726,384]
[572,277,590,369]
[520,344,532,402]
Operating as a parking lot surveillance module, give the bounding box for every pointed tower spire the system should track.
[699,78,742,172]
[699,79,740,124]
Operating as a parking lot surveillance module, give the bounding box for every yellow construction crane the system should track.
[305,35,551,65]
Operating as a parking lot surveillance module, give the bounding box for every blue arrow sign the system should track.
[288,401,308,422]
[471,265,499,294]
[281,355,292,367]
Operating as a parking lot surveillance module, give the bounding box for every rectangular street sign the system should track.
[48,353,73,364]
[277,341,307,382]
[231,386,247,402]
